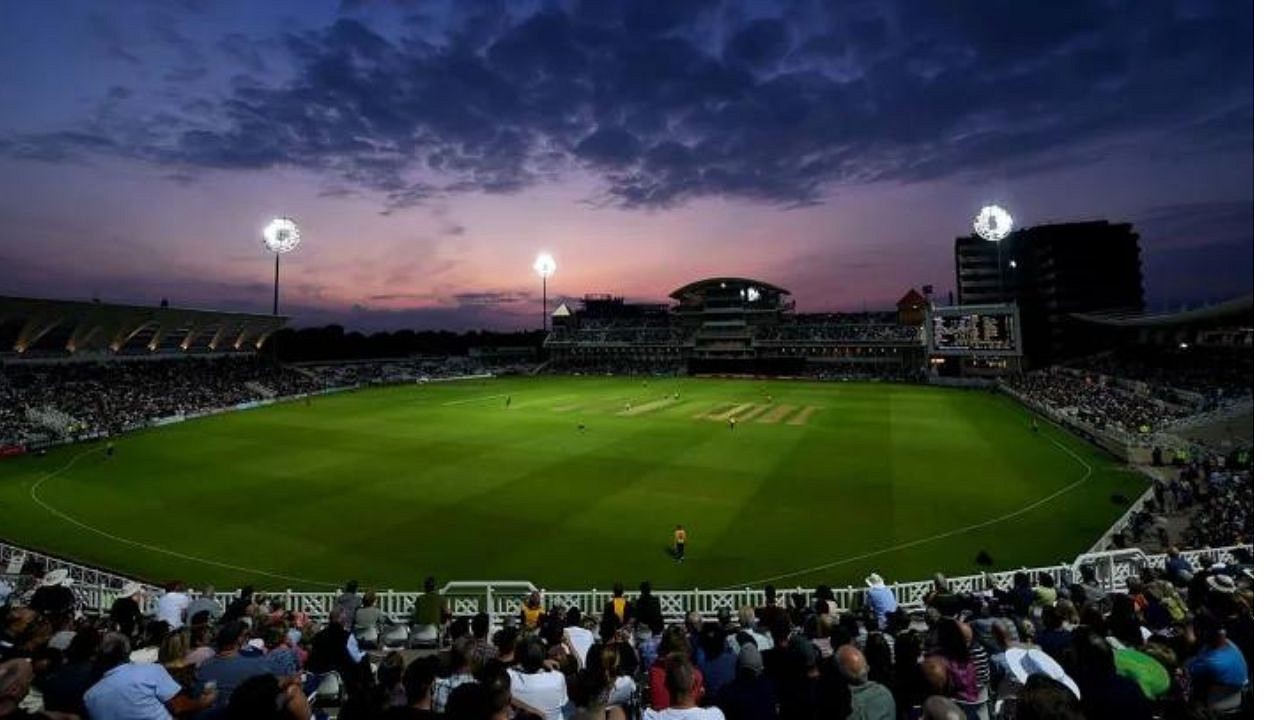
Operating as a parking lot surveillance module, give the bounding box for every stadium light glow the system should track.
[974,205,1013,242]
[262,216,301,316]
[533,252,557,279]
[534,252,557,334]
[262,217,301,254]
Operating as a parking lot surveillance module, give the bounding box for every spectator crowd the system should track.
[0,545,1253,719]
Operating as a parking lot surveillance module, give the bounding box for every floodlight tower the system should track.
[973,205,1013,298]
[262,217,302,316]
[533,252,557,333]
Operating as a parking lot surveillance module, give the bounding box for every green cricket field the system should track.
[0,376,1148,591]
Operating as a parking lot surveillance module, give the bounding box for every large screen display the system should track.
[929,306,1019,354]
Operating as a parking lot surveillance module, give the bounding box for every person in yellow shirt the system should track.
[521,591,545,629]
[674,525,687,563]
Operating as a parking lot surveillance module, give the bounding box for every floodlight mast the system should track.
[262,217,301,316]
[533,253,557,333]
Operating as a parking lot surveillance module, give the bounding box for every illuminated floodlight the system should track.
[262,217,302,254]
[746,286,761,302]
[973,205,1013,242]
[533,252,557,279]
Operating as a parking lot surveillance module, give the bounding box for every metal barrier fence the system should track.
[1,539,1251,626]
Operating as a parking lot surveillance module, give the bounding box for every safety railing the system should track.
[0,540,1250,626]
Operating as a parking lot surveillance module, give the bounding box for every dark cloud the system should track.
[11,0,1253,212]
[453,291,535,307]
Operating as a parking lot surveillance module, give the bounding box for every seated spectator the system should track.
[835,645,894,720]
[715,644,776,720]
[1186,612,1249,713]
[85,632,214,718]
[33,626,98,716]
[650,628,703,711]
[383,655,438,719]
[1014,674,1086,720]
[643,653,724,720]
[354,591,390,642]
[226,672,311,719]
[925,619,979,704]
[433,638,477,714]
[196,623,274,709]
[697,623,737,698]
[413,576,447,636]
[508,636,569,720]
[1065,629,1152,720]
[306,609,363,681]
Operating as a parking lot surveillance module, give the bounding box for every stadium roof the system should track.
[668,277,790,300]
[0,295,287,355]
[1070,294,1252,327]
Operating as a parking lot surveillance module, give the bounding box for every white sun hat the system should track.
[1005,646,1080,699]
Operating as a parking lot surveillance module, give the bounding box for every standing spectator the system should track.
[606,584,633,628]
[412,576,446,637]
[864,575,897,631]
[635,581,664,635]
[29,570,75,622]
[223,586,255,624]
[109,584,146,641]
[85,633,214,718]
[155,582,191,630]
[187,586,224,625]
[335,581,361,624]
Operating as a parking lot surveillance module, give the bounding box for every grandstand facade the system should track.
[546,277,928,376]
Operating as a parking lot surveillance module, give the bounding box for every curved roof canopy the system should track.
[668,277,790,300]
[1070,294,1252,327]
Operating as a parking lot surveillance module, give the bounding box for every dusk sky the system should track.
[0,0,1253,331]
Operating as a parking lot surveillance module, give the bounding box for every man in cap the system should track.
[29,569,75,620]
[864,574,897,631]
[109,583,145,640]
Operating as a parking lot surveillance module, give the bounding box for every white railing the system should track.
[0,540,1250,626]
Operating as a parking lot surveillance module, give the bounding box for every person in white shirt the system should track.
[508,636,570,720]
[563,608,595,666]
[155,582,191,629]
[643,653,724,720]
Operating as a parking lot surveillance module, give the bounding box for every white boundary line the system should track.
[27,448,339,588]
[722,434,1096,589]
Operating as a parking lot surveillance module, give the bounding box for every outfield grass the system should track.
[0,377,1148,591]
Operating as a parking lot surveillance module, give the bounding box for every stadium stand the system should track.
[0,541,1253,719]
[0,291,1252,719]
